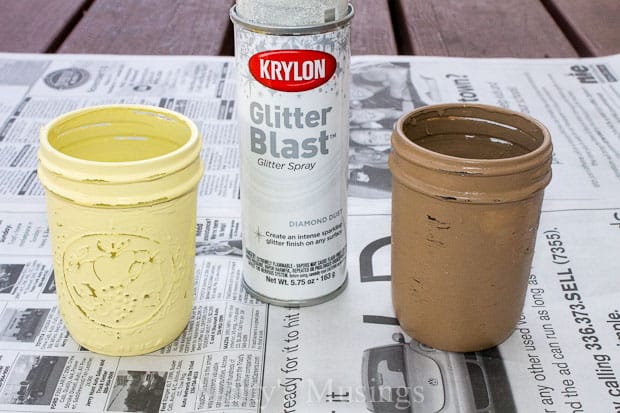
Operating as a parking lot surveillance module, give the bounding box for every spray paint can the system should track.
[231,1,353,306]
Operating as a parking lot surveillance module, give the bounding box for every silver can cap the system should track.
[235,0,348,26]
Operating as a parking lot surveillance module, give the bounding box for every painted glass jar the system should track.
[38,105,203,356]
[389,103,552,352]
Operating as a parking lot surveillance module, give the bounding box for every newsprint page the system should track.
[0,52,619,412]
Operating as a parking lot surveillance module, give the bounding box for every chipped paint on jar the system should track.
[38,105,203,356]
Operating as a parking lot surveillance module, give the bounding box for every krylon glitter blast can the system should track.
[231,1,353,306]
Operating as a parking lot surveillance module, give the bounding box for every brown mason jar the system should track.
[389,103,552,352]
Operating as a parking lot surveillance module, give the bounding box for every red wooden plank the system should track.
[59,0,234,55]
[0,1,91,52]
[543,0,620,56]
[351,0,397,55]
[394,0,578,57]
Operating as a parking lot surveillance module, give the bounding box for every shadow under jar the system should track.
[389,103,552,352]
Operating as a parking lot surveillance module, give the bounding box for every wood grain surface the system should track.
[394,0,578,57]
[351,0,397,55]
[59,0,234,55]
[0,0,91,53]
[1,0,618,59]
[543,0,620,56]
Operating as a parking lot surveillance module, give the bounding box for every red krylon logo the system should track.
[249,50,337,92]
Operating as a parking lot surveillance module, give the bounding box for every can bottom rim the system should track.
[242,276,348,307]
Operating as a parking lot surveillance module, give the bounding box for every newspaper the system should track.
[0,52,619,412]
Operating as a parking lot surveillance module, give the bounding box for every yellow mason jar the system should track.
[38,105,203,356]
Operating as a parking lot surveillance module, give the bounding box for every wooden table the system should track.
[0,0,618,57]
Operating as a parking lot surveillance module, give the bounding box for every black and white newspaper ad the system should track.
[0,52,619,411]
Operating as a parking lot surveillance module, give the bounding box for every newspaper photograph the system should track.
[0,52,619,411]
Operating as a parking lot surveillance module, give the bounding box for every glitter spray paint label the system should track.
[234,20,350,304]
